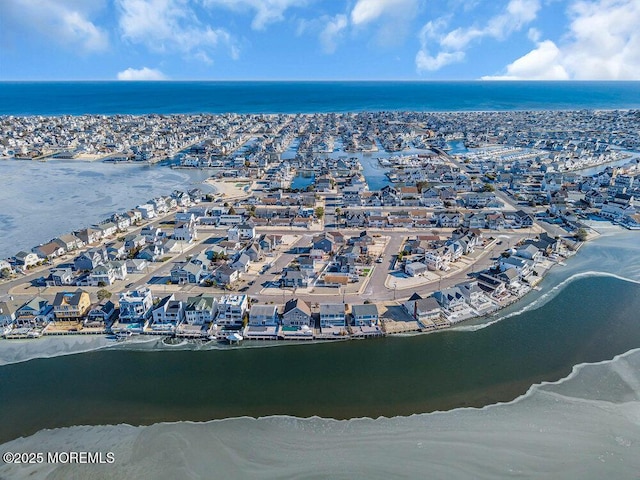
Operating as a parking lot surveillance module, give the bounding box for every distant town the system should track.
[1,110,638,344]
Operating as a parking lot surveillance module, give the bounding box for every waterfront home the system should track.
[52,289,91,322]
[282,298,312,327]
[248,305,279,326]
[433,287,468,312]
[118,288,153,323]
[457,281,492,310]
[216,295,248,327]
[110,213,131,231]
[96,222,118,238]
[477,273,507,297]
[74,248,107,271]
[499,256,533,277]
[53,234,84,252]
[351,304,379,326]
[15,297,54,327]
[184,295,217,325]
[515,245,542,262]
[14,251,40,268]
[137,204,156,219]
[320,303,346,328]
[84,300,116,328]
[32,242,65,260]
[150,295,184,331]
[76,227,103,245]
[403,293,443,325]
[0,301,18,327]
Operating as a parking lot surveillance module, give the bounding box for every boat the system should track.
[226,332,244,344]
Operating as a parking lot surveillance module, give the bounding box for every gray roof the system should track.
[351,304,378,317]
[320,303,345,316]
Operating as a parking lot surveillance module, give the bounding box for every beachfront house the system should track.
[84,300,116,328]
[320,303,346,328]
[14,251,40,268]
[216,295,248,327]
[183,295,217,325]
[118,288,153,323]
[248,305,279,326]
[282,299,312,327]
[150,295,184,331]
[14,297,54,327]
[433,287,468,312]
[52,289,91,322]
[0,301,18,327]
[351,304,379,326]
[403,293,442,324]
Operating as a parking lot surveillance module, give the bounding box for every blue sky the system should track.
[1,0,639,81]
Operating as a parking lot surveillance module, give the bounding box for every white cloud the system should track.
[117,67,167,80]
[203,0,307,30]
[481,40,569,80]
[416,0,541,73]
[351,0,416,26]
[319,14,348,54]
[485,0,640,80]
[3,0,108,53]
[117,0,235,58]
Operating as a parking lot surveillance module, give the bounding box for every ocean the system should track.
[1,82,640,478]
[1,81,640,115]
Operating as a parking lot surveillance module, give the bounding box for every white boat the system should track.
[226,332,244,343]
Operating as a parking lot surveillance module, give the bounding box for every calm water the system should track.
[1,275,639,444]
[0,160,212,259]
[1,81,640,115]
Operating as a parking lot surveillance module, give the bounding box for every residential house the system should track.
[14,251,39,268]
[213,264,240,286]
[433,287,468,312]
[76,227,102,245]
[184,295,217,325]
[405,261,429,277]
[281,270,311,288]
[216,295,248,327]
[89,261,127,286]
[150,295,184,330]
[52,289,91,322]
[84,300,116,328]
[320,303,346,327]
[403,293,442,324]
[32,242,66,260]
[282,298,312,327]
[173,219,198,243]
[74,248,107,271]
[171,261,206,285]
[499,256,533,277]
[53,234,84,252]
[351,304,379,326]
[0,301,18,327]
[46,267,75,287]
[118,288,154,323]
[14,297,54,327]
[248,305,279,326]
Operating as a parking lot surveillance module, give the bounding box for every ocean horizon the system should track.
[1,80,640,115]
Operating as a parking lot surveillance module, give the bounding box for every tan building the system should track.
[52,289,91,322]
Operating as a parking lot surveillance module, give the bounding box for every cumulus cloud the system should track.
[484,0,640,80]
[319,14,348,54]
[350,0,416,25]
[2,0,108,53]
[416,0,540,72]
[117,0,235,59]
[117,67,167,80]
[203,0,306,30]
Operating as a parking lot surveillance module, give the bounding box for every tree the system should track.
[228,206,236,215]
[1,268,11,279]
[315,206,325,219]
[97,289,112,300]
[482,183,495,192]
[575,228,588,242]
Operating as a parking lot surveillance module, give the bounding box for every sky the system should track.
[1,0,639,81]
